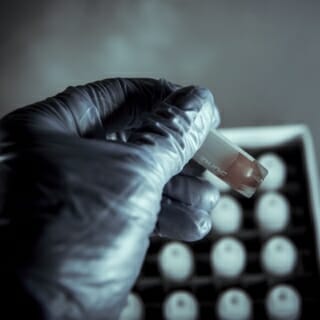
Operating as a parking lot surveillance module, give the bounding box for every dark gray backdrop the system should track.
[1,0,319,161]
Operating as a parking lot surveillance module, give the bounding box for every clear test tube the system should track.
[193,129,268,198]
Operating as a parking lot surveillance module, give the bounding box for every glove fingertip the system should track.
[156,199,213,242]
[192,211,213,241]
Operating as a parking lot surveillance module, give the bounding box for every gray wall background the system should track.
[1,0,319,160]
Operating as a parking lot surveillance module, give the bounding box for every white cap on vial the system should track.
[163,291,199,320]
[158,242,194,283]
[266,285,301,320]
[210,195,242,234]
[210,237,246,279]
[255,192,290,235]
[258,153,286,190]
[261,236,297,277]
[216,288,252,320]
[119,293,144,320]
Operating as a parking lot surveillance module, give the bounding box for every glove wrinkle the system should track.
[0,78,220,319]
[158,196,212,242]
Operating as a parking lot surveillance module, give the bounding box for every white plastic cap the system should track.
[210,237,246,279]
[266,285,301,320]
[258,153,286,190]
[158,242,194,283]
[216,288,252,320]
[255,192,290,234]
[261,236,298,277]
[211,195,242,234]
[163,291,199,320]
[119,293,144,320]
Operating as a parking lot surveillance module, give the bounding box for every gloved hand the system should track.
[0,78,220,319]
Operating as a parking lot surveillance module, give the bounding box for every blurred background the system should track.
[1,0,319,159]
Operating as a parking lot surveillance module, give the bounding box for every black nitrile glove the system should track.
[0,78,220,319]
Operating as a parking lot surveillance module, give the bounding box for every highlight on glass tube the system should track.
[193,129,268,198]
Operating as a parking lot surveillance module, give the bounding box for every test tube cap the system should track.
[210,237,246,279]
[158,242,194,283]
[255,192,290,234]
[163,291,199,320]
[261,236,298,277]
[258,153,286,190]
[210,195,242,234]
[266,285,301,320]
[216,288,252,320]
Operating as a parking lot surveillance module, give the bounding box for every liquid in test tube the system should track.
[193,129,268,198]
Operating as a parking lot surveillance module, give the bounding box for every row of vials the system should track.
[119,239,299,319]
[120,285,301,320]
[211,192,290,235]
[158,237,297,281]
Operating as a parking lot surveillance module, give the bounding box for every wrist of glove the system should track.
[0,78,219,319]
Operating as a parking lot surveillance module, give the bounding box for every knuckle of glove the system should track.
[129,86,217,182]
[158,86,217,161]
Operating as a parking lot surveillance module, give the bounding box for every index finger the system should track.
[55,78,183,136]
[1,78,180,138]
